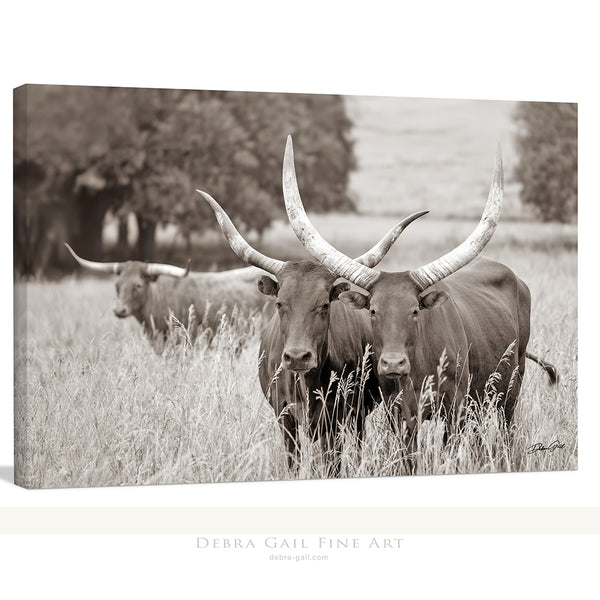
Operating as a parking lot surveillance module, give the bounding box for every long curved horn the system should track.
[354,210,429,267]
[65,243,190,278]
[282,136,381,290]
[410,145,504,290]
[197,190,284,275]
[146,259,190,278]
[65,243,122,274]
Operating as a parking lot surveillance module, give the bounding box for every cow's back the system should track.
[148,267,272,335]
[434,258,530,398]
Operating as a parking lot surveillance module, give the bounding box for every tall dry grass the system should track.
[14,219,577,488]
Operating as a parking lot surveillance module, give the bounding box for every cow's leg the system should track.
[318,422,341,478]
[314,400,342,477]
[278,412,300,471]
[443,384,468,440]
[266,370,302,472]
[351,385,372,464]
[503,356,525,427]
[356,409,366,448]
[404,424,418,475]
[148,331,167,355]
[383,389,416,474]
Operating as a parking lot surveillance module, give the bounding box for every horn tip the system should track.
[197,189,217,204]
[197,189,220,211]
[64,243,77,259]
[284,135,294,159]
[401,210,429,228]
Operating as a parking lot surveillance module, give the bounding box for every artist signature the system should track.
[527,440,566,455]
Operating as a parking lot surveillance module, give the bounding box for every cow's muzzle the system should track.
[378,353,411,379]
[282,347,317,372]
[113,305,130,318]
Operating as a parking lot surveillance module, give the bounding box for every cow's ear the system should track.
[419,290,448,309]
[257,275,279,297]
[338,290,370,310]
[330,282,351,301]
[144,273,159,283]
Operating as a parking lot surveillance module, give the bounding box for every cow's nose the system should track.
[113,306,128,318]
[379,353,410,377]
[282,347,316,372]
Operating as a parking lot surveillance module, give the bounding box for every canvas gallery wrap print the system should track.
[13,85,577,488]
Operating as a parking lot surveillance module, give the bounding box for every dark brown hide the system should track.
[340,258,530,435]
[257,261,379,470]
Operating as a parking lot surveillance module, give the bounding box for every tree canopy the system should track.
[14,85,355,274]
[513,102,577,222]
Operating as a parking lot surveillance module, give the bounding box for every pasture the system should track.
[14,215,577,488]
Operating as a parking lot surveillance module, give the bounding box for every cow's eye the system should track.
[321,303,329,312]
[275,301,283,310]
[370,308,376,317]
[412,308,419,317]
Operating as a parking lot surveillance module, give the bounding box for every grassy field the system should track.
[14,216,577,488]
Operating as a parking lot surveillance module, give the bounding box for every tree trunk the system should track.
[74,191,107,261]
[136,216,157,261]
[115,216,130,260]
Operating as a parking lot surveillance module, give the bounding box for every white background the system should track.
[1,534,597,599]
[0,0,597,594]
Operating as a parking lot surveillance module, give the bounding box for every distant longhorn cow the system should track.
[65,244,271,352]
[281,136,558,445]
[197,188,427,471]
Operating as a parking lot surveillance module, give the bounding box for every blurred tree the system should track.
[14,85,355,274]
[513,102,577,222]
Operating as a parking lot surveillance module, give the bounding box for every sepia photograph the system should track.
[14,85,577,488]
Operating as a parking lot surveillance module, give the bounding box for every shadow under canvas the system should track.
[0,466,14,484]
